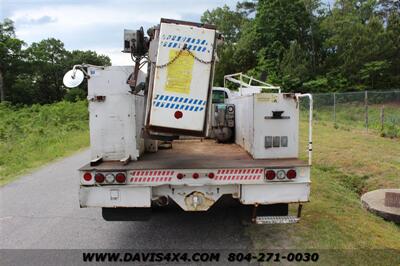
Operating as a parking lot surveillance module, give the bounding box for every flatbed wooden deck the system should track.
[80,139,308,171]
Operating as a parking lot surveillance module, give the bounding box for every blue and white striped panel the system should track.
[153,94,206,112]
[160,34,209,53]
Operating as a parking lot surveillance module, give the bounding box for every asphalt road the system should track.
[0,150,254,263]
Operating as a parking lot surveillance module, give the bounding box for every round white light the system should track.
[276,170,286,180]
[105,173,115,183]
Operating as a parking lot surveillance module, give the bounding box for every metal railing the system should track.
[224,73,281,95]
[297,93,313,165]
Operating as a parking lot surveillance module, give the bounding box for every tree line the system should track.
[0,19,111,105]
[201,0,400,92]
[1,1,399,106]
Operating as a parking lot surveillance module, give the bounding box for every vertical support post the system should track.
[239,74,243,96]
[333,92,336,126]
[296,94,313,165]
[380,105,385,132]
[297,204,303,218]
[364,91,368,131]
[251,203,258,223]
[0,68,4,102]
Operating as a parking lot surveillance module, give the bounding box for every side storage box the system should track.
[229,93,299,159]
[87,66,146,161]
[147,19,216,136]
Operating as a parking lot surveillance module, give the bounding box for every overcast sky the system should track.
[1,0,237,65]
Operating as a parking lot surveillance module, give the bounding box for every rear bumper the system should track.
[79,182,310,210]
[240,182,310,204]
[79,186,151,208]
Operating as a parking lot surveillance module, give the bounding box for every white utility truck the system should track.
[63,18,313,224]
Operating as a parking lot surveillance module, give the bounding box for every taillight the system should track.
[95,173,105,183]
[265,170,276,180]
[115,173,126,183]
[208,172,215,179]
[192,173,199,179]
[287,169,297,179]
[83,172,92,181]
[177,173,184,179]
[105,173,115,183]
[276,170,286,180]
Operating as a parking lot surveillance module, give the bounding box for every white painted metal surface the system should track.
[79,179,310,209]
[229,93,299,159]
[240,183,310,204]
[148,21,216,133]
[79,165,310,209]
[80,186,151,207]
[87,66,146,161]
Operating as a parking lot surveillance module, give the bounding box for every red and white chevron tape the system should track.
[129,170,175,183]
[127,168,264,183]
[214,168,263,181]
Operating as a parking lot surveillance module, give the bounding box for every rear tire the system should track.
[102,207,151,221]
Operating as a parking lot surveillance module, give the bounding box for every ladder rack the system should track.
[224,72,281,95]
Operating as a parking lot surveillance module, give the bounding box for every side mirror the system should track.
[63,69,85,88]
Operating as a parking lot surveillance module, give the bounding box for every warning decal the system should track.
[255,93,278,103]
[165,50,194,94]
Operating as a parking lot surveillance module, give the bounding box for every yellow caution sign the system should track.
[165,50,194,94]
[255,93,278,103]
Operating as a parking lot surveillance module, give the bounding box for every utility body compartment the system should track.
[87,66,146,161]
[229,93,299,159]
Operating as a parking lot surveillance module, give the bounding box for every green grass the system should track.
[313,103,400,138]
[247,119,400,265]
[0,101,89,185]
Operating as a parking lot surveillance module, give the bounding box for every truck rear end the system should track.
[64,18,313,224]
[79,139,311,224]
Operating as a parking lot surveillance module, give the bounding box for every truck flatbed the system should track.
[80,139,308,171]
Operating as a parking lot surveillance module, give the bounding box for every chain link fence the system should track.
[300,90,400,138]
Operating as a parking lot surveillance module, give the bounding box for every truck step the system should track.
[255,215,300,224]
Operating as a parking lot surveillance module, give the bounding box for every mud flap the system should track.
[102,207,151,221]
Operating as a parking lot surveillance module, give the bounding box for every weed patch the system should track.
[0,101,89,184]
